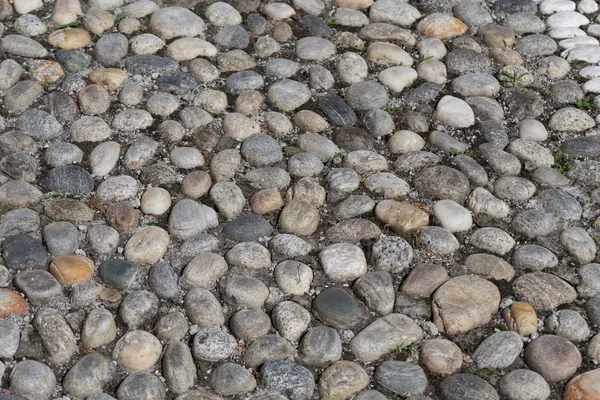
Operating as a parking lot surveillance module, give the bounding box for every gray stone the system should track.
[163,341,196,394]
[473,331,523,369]
[95,33,128,66]
[512,245,558,271]
[513,272,577,311]
[345,81,389,111]
[317,95,357,126]
[545,309,590,341]
[148,261,179,300]
[262,360,315,400]
[116,373,166,400]
[211,363,256,396]
[63,354,115,398]
[499,370,551,400]
[10,360,56,400]
[43,222,78,256]
[119,290,158,330]
[415,166,470,202]
[374,361,428,397]
[439,374,499,400]
[515,34,558,57]
[299,326,342,367]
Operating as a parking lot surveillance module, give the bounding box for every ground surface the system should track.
[0,0,599,399]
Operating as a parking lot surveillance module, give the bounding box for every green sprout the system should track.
[139,20,147,31]
[450,147,459,157]
[464,149,474,158]
[354,43,365,51]
[417,55,433,64]
[46,189,64,199]
[574,96,592,110]
[553,152,573,175]
[145,221,154,226]
[323,152,342,166]
[542,87,552,96]
[116,12,127,22]
[396,344,406,352]
[325,18,340,26]
[500,71,530,88]
[502,38,513,48]
[388,106,401,113]
[56,21,81,28]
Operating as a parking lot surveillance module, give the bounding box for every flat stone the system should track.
[312,287,368,330]
[513,272,577,311]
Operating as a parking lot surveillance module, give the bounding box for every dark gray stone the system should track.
[56,50,90,72]
[2,234,47,270]
[478,120,509,148]
[13,270,63,304]
[124,55,180,76]
[312,287,369,330]
[99,258,138,290]
[501,87,544,120]
[317,95,357,127]
[223,214,274,242]
[539,189,582,221]
[405,82,443,107]
[118,290,158,329]
[515,34,558,57]
[247,13,267,34]
[62,354,115,398]
[226,71,265,92]
[439,374,500,400]
[156,73,198,95]
[44,165,94,196]
[148,261,179,300]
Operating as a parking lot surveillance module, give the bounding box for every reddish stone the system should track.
[0,289,29,317]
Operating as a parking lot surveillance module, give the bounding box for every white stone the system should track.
[562,44,600,63]
[417,37,447,61]
[559,35,599,49]
[588,24,600,37]
[263,2,296,19]
[549,27,587,38]
[583,78,600,93]
[337,52,368,84]
[388,130,426,153]
[125,226,170,264]
[580,65,600,79]
[113,330,162,372]
[540,0,576,14]
[205,2,242,26]
[13,0,43,14]
[435,95,475,128]
[141,187,172,216]
[90,141,120,176]
[546,11,590,28]
[416,59,447,84]
[578,0,598,14]
[51,0,83,24]
[319,243,367,282]
[369,0,421,27]
[130,34,165,55]
[377,66,418,93]
[433,200,472,233]
[167,38,218,61]
[292,0,325,15]
[518,119,548,141]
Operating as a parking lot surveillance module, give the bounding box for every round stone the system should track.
[319,243,367,282]
[524,335,581,382]
[112,330,162,372]
[420,339,462,375]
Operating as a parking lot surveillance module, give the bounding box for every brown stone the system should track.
[48,28,91,50]
[29,60,65,85]
[432,275,500,335]
[326,219,381,243]
[525,335,581,382]
[332,0,373,9]
[502,301,537,336]
[278,200,319,236]
[420,339,462,376]
[564,369,600,400]
[106,202,139,232]
[49,254,95,285]
[0,289,29,317]
[250,188,284,215]
[375,200,429,234]
[465,253,515,281]
[513,272,577,312]
[416,13,468,40]
[319,361,369,400]
[401,263,448,298]
[45,199,95,222]
[89,68,128,91]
